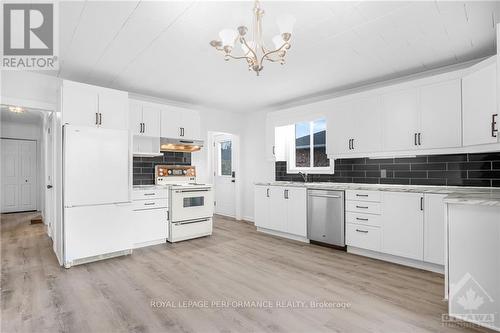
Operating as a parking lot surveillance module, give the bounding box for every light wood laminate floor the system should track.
[1,212,493,333]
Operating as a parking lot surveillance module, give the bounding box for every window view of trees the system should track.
[295,119,329,169]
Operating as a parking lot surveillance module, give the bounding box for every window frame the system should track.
[287,119,333,174]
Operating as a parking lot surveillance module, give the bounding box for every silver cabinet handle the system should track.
[95,112,99,125]
[356,217,368,221]
[144,202,155,206]
[143,193,155,196]
[420,197,423,211]
[266,188,270,197]
[348,139,351,150]
[414,133,418,146]
[284,189,289,199]
[99,113,102,125]
[356,229,368,233]
[356,205,369,209]
[143,122,145,133]
[352,138,355,150]
[356,194,368,197]
[418,132,421,145]
[492,114,498,138]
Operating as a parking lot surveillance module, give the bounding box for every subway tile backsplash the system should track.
[275,152,500,187]
[133,152,191,185]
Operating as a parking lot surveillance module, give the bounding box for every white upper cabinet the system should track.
[381,88,420,151]
[419,79,462,149]
[327,100,353,155]
[462,59,498,146]
[62,81,128,130]
[129,101,143,136]
[354,96,383,153]
[160,106,201,140]
[141,105,161,137]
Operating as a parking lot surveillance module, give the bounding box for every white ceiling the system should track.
[54,1,500,112]
[0,105,44,125]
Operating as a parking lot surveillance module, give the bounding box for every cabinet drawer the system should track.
[132,188,168,200]
[346,212,381,227]
[346,223,381,252]
[346,201,381,215]
[132,198,167,211]
[346,190,381,202]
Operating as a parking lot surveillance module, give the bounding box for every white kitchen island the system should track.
[445,192,500,331]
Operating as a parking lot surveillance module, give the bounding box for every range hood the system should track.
[160,138,203,153]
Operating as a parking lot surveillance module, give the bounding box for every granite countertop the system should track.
[254,181,500,206]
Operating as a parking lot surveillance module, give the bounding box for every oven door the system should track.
[170,188,214,222]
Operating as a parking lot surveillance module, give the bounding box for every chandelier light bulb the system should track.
[272,35,284,50]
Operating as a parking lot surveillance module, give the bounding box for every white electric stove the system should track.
[155,165,214,242]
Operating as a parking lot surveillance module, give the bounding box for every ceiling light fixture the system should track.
[210,0,295,76]
[8,106,25,113]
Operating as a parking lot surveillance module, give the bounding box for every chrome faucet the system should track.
[298,172,308,182]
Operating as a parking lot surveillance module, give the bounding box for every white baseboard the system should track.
[256,227,309,243]
[348,246,444,274]
[133,239,166,249]
[243,215,254,223]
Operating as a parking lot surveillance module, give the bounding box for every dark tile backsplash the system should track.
[133,152,191,185]
[275,152,500,187]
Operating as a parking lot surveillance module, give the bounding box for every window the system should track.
[291,119,330,171]
[219,140,232,176]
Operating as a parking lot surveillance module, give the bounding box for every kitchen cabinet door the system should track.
[420,79,462,149]
[142,105,161,137]
[98,88,128,130]
[254,186,270,229]
[327,100,353,156]
[462,60,498,146]
[381,88,420,151]
[161,107,182,139]
[132,208,168,246]
[180,109,201,140]
[268,186,287,233]
[381,192,424,260]
[355,96,383,153]
[285,187,307,237]
[129,101,143,136]
[423,193,446,265]
[62,81,98,127]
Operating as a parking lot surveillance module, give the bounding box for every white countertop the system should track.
[254,181,500,206]
[133,185,168,190]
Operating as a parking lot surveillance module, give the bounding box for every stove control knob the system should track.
[167,170,172,175]
[182,170,187,175]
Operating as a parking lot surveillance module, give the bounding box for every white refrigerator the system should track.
[62,125,132,267]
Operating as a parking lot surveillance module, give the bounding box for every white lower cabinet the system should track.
[254,185,307,238]
[346,223,381,252]
[132,188,168,248]
[381,192,424,260]
[424,194,446,265]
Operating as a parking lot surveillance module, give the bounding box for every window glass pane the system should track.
[313,119,329,167]
[220,141,232,176]
[295,122,310,167]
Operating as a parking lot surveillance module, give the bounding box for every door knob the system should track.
[47,185,53,189]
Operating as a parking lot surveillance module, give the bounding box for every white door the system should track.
[98,89,128,130]
[62,82,98,127]
[160,107,182,139]
[1,139,37,213]
[214,134,236,217]
[142,105,161,137]
[462,61,498,146]
[285,187,307,237]
[129,100,143,136]
[381,192,424,260]
[45,114,55,235]
[268,186,287,232]
[327,100,353,155]
[419,79,462,149]
[381,88,420,151]
[424,193,446,265]
[355,96,383,153]
[181,109,201,140]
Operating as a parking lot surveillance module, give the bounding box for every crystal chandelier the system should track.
[210,0,296,76]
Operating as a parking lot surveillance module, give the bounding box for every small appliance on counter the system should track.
[155,165,214,242]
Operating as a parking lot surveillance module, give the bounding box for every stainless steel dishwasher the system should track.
[307,189,345,249]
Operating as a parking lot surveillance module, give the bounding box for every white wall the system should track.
[1,119,44,211]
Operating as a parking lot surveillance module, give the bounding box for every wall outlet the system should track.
[380,169,387,178]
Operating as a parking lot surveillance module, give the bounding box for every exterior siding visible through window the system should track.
[294,119,329,169]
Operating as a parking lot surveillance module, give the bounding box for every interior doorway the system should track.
[210,132,240,219]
